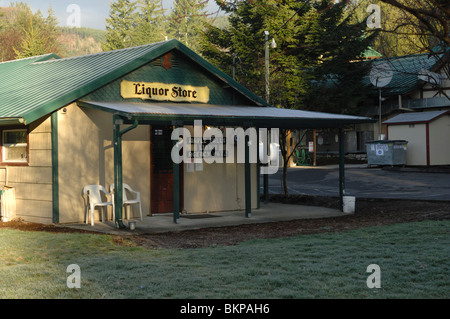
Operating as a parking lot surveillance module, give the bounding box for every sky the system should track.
[0,0,221,30]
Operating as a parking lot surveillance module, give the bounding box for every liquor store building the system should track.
[0,40,372,227]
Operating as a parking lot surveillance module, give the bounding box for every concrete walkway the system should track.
[62,202,346,235]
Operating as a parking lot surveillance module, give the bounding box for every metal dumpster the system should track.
[366,140,408,167]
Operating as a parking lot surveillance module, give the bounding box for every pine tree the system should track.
[2,3,62,59]
[41,5,61,55]
[203,0,374,196]
[202,0,308,107]
[300,0,375,114]
[134,0,167,45]
[202,0,374,113]
[14,18,46,58]
[167,0,208,52]
[103,0,139,51]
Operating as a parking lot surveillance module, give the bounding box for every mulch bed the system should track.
[1,195,448,249]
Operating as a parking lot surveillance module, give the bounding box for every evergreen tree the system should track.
[103,0,139,51]
[203,0,306,106]
[167,0,208,52]
[41,5,61,55]
[0,3,62,60]
[203,0,374,196]
[134,0,167,45]
[300,1,375,114]
[14,18,46,58]
[202,0,374,113]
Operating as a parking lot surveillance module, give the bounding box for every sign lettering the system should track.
[121,80,210,103]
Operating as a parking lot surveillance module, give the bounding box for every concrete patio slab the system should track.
[60,202,346,236]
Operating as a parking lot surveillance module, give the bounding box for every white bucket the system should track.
[128,220,136,230]
[343,196,356,214]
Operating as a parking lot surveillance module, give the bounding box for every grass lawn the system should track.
[0,220,448,299]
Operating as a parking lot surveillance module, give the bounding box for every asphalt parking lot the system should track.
[265,164,450,201]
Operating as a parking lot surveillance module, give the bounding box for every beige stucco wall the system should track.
[429,115,450,165]
[181,125,258,213]
[388,124,427,165]
[57,103,258,224]
[183,162,258,213]
[57,103,151,224]
[2,102,260,224]
[0,116,53,224]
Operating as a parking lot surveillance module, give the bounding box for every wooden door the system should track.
[151,126,183,214]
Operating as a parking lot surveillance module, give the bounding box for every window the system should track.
[2,129,28,164]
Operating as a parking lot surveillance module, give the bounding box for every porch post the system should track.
[113,115,125,229]
[113,116,139,229]
[173,125,180,224]
[51,111,59,224]
[339,126,346,212]
[256,128,260,209]
[263,128,269,203]
[245,133,251,217]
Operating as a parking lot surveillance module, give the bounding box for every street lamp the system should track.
[264,31,277,103]
[264,31,270,103]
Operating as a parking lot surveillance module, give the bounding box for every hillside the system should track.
[56,14,229,58]
[58,27,105,58]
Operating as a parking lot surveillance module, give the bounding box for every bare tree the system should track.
[279,129,308,196]
[379,0,449,50]
[377,1,450,99]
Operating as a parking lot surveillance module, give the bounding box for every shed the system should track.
[384,110,450,166]
[0,39,372,227]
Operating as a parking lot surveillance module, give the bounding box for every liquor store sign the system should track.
[121,80,210,103]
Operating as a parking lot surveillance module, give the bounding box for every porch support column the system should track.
[256,128,260,209]
[263,128,269,203]
[245,133,251,218]
[51,111,59,224]
[113,115,139,229]
[338,126,346,212]
[173,125,180,224]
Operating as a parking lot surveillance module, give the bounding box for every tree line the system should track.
[102,0,212,53]
[1,0,448,196]
[1,0,447,112]
[0,3,61,61]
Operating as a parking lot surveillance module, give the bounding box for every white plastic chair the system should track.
[82,185,112,226]
[110,183,143,221]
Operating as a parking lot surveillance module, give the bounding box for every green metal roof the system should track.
[0,39,269,125]
[79,100,374,128]
[364,52,445,96]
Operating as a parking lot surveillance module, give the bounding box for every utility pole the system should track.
[265,31,270,103]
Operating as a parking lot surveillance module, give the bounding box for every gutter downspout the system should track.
[113,115,139,229]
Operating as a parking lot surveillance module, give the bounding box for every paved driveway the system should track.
[264,165,450,201]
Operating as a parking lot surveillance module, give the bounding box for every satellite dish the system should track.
[370,62,393,88]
